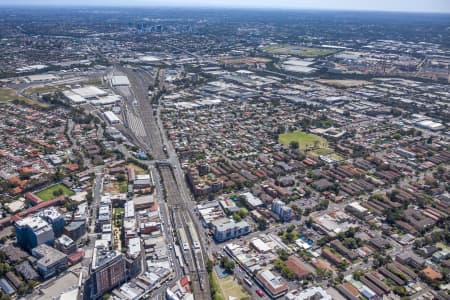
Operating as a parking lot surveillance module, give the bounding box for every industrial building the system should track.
[111,75,130,86]
[104,111,121,124]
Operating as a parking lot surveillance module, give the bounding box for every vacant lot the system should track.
[279,131,328,150]
[126,163,147,175]
[309,148,344,161]
[263,45,338,58]
[23,84,66,96]
[318,79,370,88]
[35,183,75,201]
[213,270,249,300]
[0,87,50,108]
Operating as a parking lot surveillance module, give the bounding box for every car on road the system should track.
[256,289,264,297]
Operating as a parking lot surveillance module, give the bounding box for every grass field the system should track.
[0,87,50,108]
[213,270,249,300]
[309,148,344,161]
[263,44,338,58]
[23,85,66,96]
[35,183,75,201]
[118,181,128,193]
[279,131,328,150]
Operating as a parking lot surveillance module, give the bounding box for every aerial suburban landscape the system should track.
[0,2,449,300]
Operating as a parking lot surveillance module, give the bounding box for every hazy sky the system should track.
[1,0,450,13]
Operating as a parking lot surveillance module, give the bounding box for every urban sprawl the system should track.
[0,7,449,300]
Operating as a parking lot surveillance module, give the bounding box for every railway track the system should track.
[159,165,210,300]
[118,66,210,298]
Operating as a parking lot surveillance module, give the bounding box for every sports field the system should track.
[35,183,75,201]
[279,131,327,150]
[263,44,338,58]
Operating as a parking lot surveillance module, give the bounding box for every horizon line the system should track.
[0,3,449,14]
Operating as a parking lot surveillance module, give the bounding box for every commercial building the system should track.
[39,207,65,237]
[212,218,250,242]
[32,244,68,279]
[15,215,55,252]
[255,269,289,298]
[64,221,86,241]
[55,235,77,255]
[286,287,332,300]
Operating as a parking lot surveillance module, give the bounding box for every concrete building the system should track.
[64,220,86,241]
[255,269,288,298]
[111,75,130,86]
[212,218,250,242]
[272,200,292,222]
[286,287,333,300]
[15,215,55,252]
[55,235,77,255]
[32,244,68,279]
[104,111,120,124]
[39,207,65,237]
[91,246,127,299]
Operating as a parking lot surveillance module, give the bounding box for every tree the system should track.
[289,141,299,149]
[116,174,126,182]
[291,204,302,215]
[238,208,249,218]
[232,212,242,222]
[352,269,365,280]
[277,248,290,261]
[53,188,64,197]
[85,190,93,203]
[220,256,234,274]
[319,199,329,210]
[257,218,268,231]
[0,294,11,300]
[305,217,313,228]
[206,259,214,273]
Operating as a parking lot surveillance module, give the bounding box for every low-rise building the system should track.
[212,218,250,242]
[31,244,68,279]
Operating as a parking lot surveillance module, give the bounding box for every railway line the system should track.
[115,65,210,298]
[159,165,210,300]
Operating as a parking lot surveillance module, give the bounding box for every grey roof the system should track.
[32,244,67,267]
